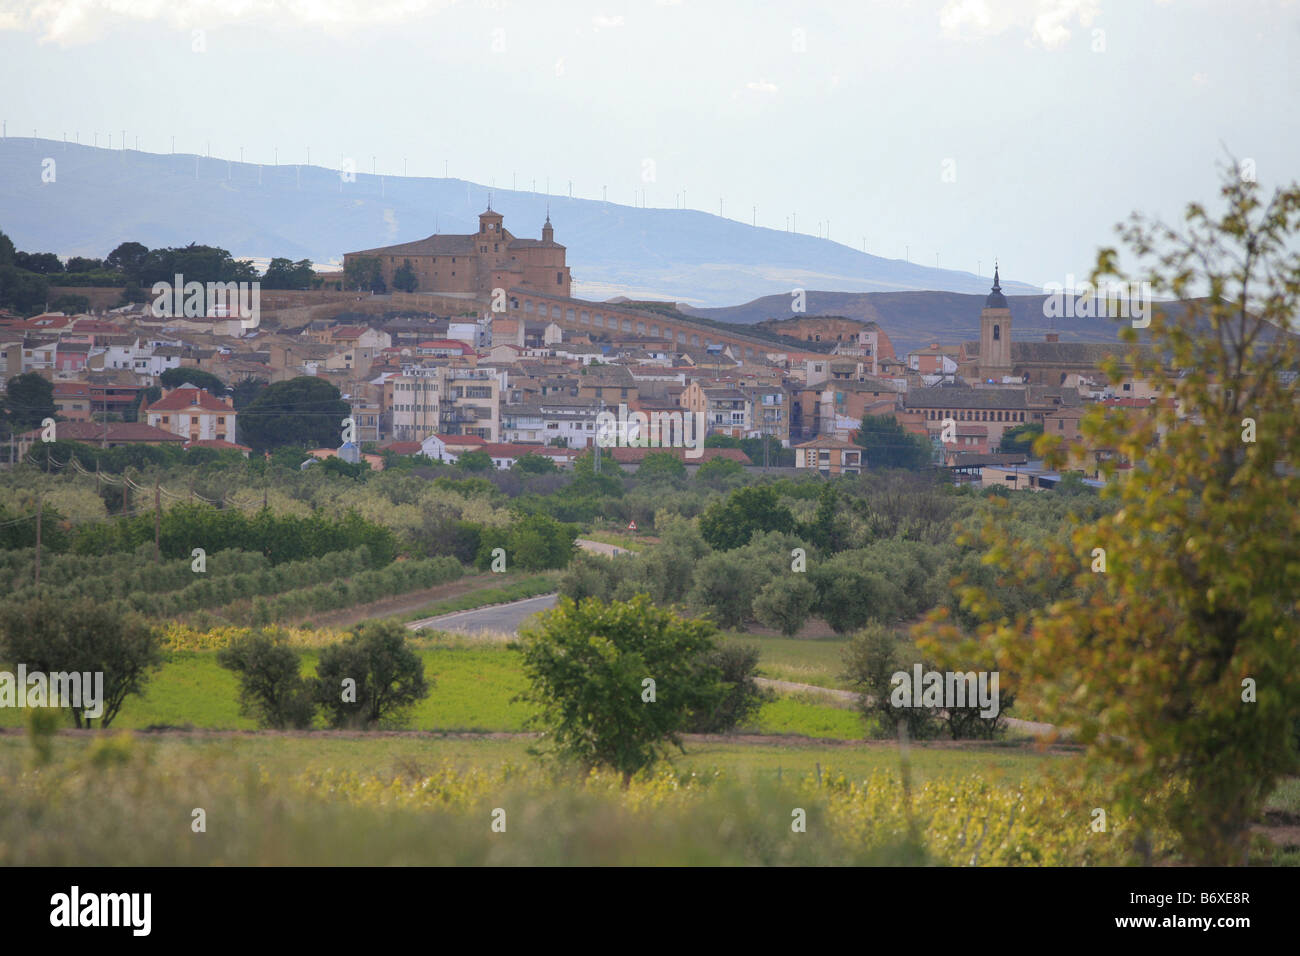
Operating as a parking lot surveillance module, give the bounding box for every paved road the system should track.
[407,592,559,636]
[575,538,633,557]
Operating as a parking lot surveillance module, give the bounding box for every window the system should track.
[993,325,1001,341]
[557,272,563,285]
[217,417,226,425]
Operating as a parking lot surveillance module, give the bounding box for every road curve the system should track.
[407,592,559,635]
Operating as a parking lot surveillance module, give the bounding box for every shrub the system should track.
[217,630,316,728]
[688,642,771,733]
[753,575,817,637]
[0,597,163,728]
[312,621,430,728]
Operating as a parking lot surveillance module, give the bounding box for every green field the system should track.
[723,631,854,689]
[0,644,863,738]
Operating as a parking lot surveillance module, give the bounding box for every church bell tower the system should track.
[978,264,1013,381]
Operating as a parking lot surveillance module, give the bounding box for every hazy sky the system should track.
[2,0,1297,288]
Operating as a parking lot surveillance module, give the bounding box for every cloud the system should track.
[592,14,625,30]
[0,0,455,45]
[745,79,778,94]
[939,0,1102,50]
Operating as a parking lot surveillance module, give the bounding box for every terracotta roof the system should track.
[185,439,251,452]
[432,433,487,446]
[348,234,477,257]
[144,387,234,413]
[795,435,860,449]
[609,446,751,464]
[24,421,185,443]
[479,443,578,459]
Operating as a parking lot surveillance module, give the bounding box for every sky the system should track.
[1,0,1297,289]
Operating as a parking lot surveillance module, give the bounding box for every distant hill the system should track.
[680,289,1138,355]
[0,138,1041,308]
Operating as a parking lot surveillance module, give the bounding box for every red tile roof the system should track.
[23,421,185,443]
[433,433,487,445]
[144,387,233,413]
[609,445,751,464]
[185,439,251,452]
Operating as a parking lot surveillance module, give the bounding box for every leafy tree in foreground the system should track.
[515,595,722,785]
[312,621,430,729]
[217,630,316,729]
[919,165,1300,864]
[0,598,163,728]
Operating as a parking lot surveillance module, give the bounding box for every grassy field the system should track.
[723,631,854,689]
[0,644,863,738]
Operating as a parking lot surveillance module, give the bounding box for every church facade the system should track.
[343,208,571,299]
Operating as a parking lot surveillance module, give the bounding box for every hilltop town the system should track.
[1,208,1157,488]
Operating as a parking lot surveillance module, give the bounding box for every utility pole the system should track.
[35,490,42,587]
[154,482,161,564]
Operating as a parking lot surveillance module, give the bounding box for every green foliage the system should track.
[842,622,940,740]
[636,451,687,481]
[476,513,577,572]
[688,550,765,629]
[455,449,493,473]
[856,414,932,470]
[688,642,771,733]
[260,258,315,290]
[217,630,315,728]
[0,597,163,728]
[312,621,431,728]
[135,242,257,288]
[515,595,723,783]
[694,456,744,482]
[343,256,385,293]
[511,453,558,475]
[998,423,1043,455]
[238,376,350,451]
[70,501,396,567]
[159,368,227,395]
[920,165,1300,864]
[392,259,418,293]
[0,264,49,315]
[699,485,795,551]
[2,372,56,434]
[753,574,817,637]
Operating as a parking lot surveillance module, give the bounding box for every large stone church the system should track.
[343,207,571,299]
